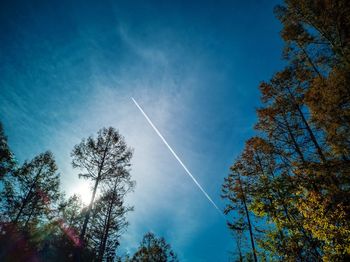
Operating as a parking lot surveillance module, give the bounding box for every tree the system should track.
[58,194,85,231]
[37,195,90,262]
[71,127,133,244]
[0,122,15,179]
[12,151,61,227]
[222,161,258,262]
[0,151,61,261]
[240,137,321,259]
[131,232,178,262]
[274,1,350,259]
[88,169,134,261]
[223,0,350,259]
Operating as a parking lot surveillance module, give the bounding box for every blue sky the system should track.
[0,0,284,261]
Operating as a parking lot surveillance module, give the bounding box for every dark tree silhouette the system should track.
[131,232,179,262]
[0,151,61,261]
[222,161,258,262]
[12,151,61,227]
[0,122,15,179]
[88,169,134,261]
[71,127,133,261]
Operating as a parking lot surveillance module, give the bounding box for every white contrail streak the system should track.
[131,97,223,216]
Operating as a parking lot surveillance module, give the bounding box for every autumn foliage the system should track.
[222,0,350,260]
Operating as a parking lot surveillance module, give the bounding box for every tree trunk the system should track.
[79,177,100,241]
[286,87,327,163]
[238,176,258,262]
[80,136,111,241]
[97,181,118,261]
[282,112,306,164]
[14,166,43,224]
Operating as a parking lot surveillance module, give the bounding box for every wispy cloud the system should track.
[1,6,240,259]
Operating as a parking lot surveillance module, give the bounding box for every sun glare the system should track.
[74,181,92,205]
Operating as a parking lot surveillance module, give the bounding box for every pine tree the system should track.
[71,127,133,255]
[0,122,15,179]
[12,151,61,227]
[223,0,350,259]
[131,232,178,262]
[0,151,61,261]
[274,1,350,259]
[88,169,134,261]
[222,161,258,262]
[39,195,87,262]
[239,137,321,259]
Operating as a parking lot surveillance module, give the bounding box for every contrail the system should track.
[131,97,223,216]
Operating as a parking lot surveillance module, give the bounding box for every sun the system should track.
[74,181,92,205]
